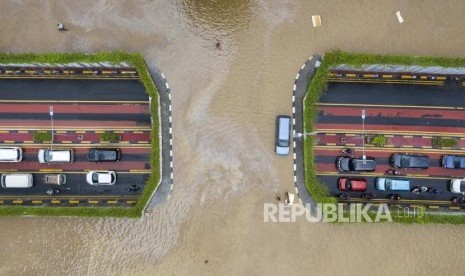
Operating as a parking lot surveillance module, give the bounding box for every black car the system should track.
[87,148,120,162]
[336,156,376,172]
[390,153,429,169]
[442,155,465,169]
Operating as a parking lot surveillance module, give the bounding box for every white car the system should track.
[86,171,116,185]
[0,147,23,162]
[450,178,465,194]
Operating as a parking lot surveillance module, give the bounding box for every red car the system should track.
[338,177,368,192]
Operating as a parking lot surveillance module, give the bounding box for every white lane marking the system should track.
[293,84,296,91]
[296,73,300,80]
[161,73,165,79]
[166,82,170,89]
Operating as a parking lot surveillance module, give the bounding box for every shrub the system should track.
[371,134,387,147]
[33,131,52,143]
[99,131,120,142]
[432,137,457,147]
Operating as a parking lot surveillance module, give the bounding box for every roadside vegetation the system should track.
[432,137,457,148]
[99,131,120,142]
[371,134,387,147]
[304,50,465,224]
[33,131,52,143]
[0,51,160,219]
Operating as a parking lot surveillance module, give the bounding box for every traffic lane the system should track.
[0,119,148,128]
[0,161,149,171]
[317,114,465,129]
[316,162,465,178]
[21,147,150,162]
[315,149,445,166]
[318,105,465,120]
[81,173,148,195]
[0,173,148,196]
[317,175,454,201]
[0,79,148,101]
[0,103,149,114]
[0,113,151,123]
[320,82,465,107]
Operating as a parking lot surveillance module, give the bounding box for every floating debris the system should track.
[312,15,321,27]
[396,11,404,23]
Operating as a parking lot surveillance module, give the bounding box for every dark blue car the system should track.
[442,155,465,169]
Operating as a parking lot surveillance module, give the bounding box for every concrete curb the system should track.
[291,55,322,206]
[145,67,174,211]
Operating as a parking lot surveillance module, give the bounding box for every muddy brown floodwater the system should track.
[1,0,465,275]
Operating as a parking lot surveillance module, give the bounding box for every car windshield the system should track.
[92,173,98,183]
[455,157,465,168]
[44,150,51,162]
[400,156,410,167]
[346,180,352,190]
[385,179,391,190]
[278,138,289,147]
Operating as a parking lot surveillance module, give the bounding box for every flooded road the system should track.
[1,0,465,275]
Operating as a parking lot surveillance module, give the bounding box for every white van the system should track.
[38,149,74,163]
[275,115,291,155]
[0,146,23,162]
[1,173,33,188]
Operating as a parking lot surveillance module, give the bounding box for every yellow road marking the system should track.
[422,146,432,149]
[423,136,433,139]
[345,143,356,147]
[18,130,28,134]
[32,200,42,204]
[428,205,439,209]
[51,200,61,204]
[450,206,460,210]
[403,145,413,148]
[345,133,356,137]
[107,200,118,204]
[403,135,413,138]
[76,130,86,134]
[129,169,151,173]
[382,75,392,78]
[326,143,336,146]
[40,169,63,172]
[4,140,14,143]
[61,141,72,144]
[12,200,23,204]
[56,130,67,134]
[88,200,99,204]
[69,200,80,204]
[384,144,394,147]
[80,141,92,144]
[315,128,465,137]
[384,135,394,138]
[325,133,336,136]
[126,200,137,204]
